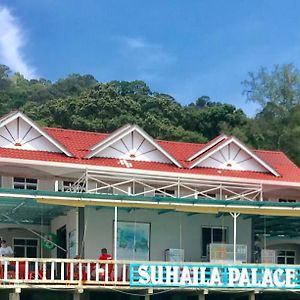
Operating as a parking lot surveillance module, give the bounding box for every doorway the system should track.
[56,225,67,258]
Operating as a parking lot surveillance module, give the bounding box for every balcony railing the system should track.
[0,257,130,286]
[1,258,300,290]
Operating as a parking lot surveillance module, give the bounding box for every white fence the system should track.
[0,257,130,286]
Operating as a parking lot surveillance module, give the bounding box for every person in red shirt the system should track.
[98,248,113,280]
[98,248,112,261]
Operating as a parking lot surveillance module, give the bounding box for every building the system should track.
[0,111,300,300]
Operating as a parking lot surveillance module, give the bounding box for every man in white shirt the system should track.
[0,240,14,270]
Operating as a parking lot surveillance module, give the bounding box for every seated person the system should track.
[67,255,87,280]
[98,248,113,280]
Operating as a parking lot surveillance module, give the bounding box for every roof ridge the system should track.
[156,139,206,146]
[254,149,285,154]
[44,127,109,136]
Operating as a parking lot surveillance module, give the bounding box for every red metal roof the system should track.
[0,127,299,183]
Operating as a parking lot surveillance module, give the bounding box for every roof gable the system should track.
[189,136,280,177]
[86,124,182,167]
[0,111,72,156]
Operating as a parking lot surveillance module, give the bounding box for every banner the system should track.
[130,263,300,289]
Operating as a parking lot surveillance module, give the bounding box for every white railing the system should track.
[0,257,131,286]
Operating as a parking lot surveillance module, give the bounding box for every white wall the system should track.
[50,209,77,258]
[84,207,252,262]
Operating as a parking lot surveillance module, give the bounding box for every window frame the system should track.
[201,226,228,257]
[13,237,39,258]
[276,249,296,265]
[13,177,38,190]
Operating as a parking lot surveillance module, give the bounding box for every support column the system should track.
[248,292,256,300]
[78,207,85,257]
[9,288,21,300]
[114,207,118,260]
[197,293,205,300]
[73,289,90,300]
[230,212,240,263]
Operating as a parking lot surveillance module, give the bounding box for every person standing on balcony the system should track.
[0,240,14,271]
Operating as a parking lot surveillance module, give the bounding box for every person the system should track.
[67,255,87,281]
[0,240,14,271]
[98,248,113,280]
[98,248,112,261]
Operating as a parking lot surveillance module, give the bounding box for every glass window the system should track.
[14,178,37,190]
[63,180,85,192]
[13,238,39,258]
[276,250,295,264]
[202,227,227,257]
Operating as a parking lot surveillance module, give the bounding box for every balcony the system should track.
[1,257,300,291]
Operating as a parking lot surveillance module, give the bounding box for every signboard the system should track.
[130,263,300,289]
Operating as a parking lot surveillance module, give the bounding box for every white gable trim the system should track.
[0,111,72,156]
[187,134,227,161]
[189,136,280,177]
[90,124,131,151]
[86,124,182,167]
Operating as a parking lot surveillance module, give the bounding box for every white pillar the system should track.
[198,293,205,300]
[73,291,89,300]
[249,292,256,300]
[114,207,118,260]
[230,212,240,263]
[9,289,21,300]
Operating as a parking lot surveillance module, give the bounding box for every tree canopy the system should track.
[1,63,300,165]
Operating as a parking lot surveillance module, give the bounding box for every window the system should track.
[277,250,295,264]
[14,178,37,190]
[62,180,85,192]
[279,199,296,203]
[128,185,144,195]
[13,238,38,258]
[202,227,227,257]
[62,181,74,192]
[155,189,175,197]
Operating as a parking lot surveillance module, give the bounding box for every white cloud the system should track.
[115,36,176,81]
[0,6,36,79]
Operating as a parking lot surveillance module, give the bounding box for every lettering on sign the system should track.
[130,264,299,289]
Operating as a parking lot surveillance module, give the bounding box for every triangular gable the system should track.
[86,124,182,167]
[189,136,280,176]
[0,111,72,156]
[187,133,228,161]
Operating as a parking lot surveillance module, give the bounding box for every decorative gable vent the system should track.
[0,111,72,156]
[189,136,280,177]
[86,124,182,167]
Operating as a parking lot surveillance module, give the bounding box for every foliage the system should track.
[1,63,300,165]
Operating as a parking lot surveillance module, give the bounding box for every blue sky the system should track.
[0,0,300,115]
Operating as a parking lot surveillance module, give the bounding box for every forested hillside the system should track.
[1,63,300,165]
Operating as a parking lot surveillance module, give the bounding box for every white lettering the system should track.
[209,267,222,286]
[165,266,179,285]
[138,265,150,284]
[239,268,251,287]
[199,267,207,285]
[286,269,297,288]
[262,269,274,287]
[273,269,285,288]
[251,268,258,286]
[180,266,192,285]
[228,268,240,286]
[192,267,199,285]
[150,265,164,285]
